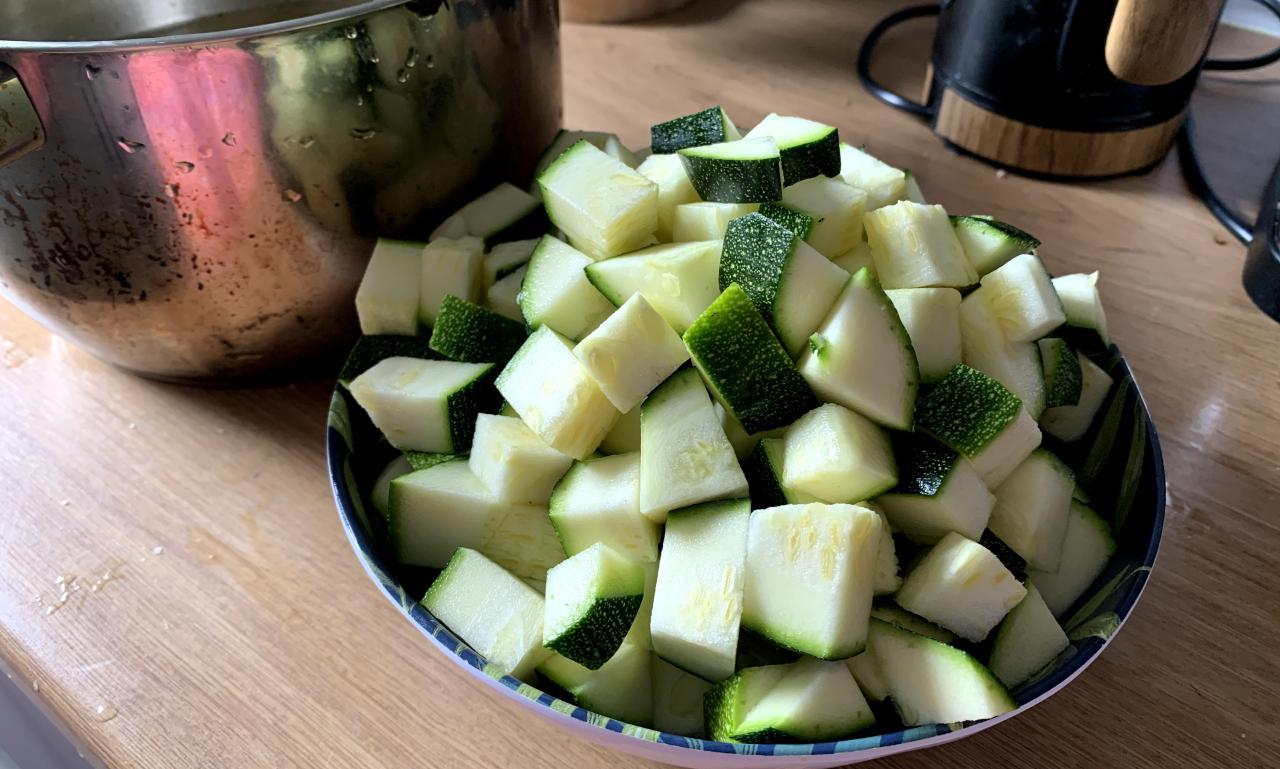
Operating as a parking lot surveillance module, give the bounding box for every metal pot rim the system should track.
[0,0,411,54]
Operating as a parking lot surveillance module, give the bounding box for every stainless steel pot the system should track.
[0,0,561,381]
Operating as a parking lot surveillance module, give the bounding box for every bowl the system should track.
[326,344,1165,768]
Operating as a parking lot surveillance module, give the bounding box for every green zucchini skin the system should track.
[429,295,529,367]
[650,106,739,153]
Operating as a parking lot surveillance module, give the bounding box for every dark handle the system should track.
[856,4,940,120]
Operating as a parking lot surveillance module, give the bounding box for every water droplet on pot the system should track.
[115,138,145,154]
[221,132,236,147]
[174,161,195,174]
[298,136,316,148]
[425,54,435,69]
[355,95,365,107]
[163,184,179,199]
[284,189,303,203]
[344,26,359,39]
[369,55,381,63]
[405,47,419,68]
[350,127,378,140]
[85,64,101,81]
[395,69,409,84]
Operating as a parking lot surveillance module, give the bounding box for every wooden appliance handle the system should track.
[1105,0,1225,86]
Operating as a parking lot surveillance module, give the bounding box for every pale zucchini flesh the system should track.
[988,583,1069,688]
[573,293,691,413]
[356,238,423,335]
[585,240,723,334]
[537,140,659,259]
[781,403,897,504]
[894,532,1028,643]
[865,201,978,289]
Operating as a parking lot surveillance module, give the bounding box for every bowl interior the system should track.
[326,343,1165,759]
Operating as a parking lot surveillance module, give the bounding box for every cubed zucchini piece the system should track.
[671,201,759,241]
[338,334,436,386]
[650,498,752,682]
[865,201,978,289]
[988,449,1075,571]
[429,295,528,366]
[485,265,526,322]
[483,238,538,288]
[349,357,496,453]
[1040,352,1114,442]
[519,236,616,341]
[437,182,544,245]
[496,327,621,459]
[780,176,867,257]
[637,153,700,242]
[877,434,995,544]
[978,253,1066,342]
[708,657,874,743]
[720,213,849,357]
[988,583,1069,688]
[867,618,1015,725]
[683,284,818,434]
[356,238,422,335]
[679,137,783,204]
[1027,501,1117,616]
[650,106,742,154]
[960,288,1048,418]
[714,402,787,461]
[538,641,653,725]
[468,413,573,504]
[652,656,714,737]
[742,437,820,509]
[585,240,723,334]
[371,455,413,518]
[419,236,485,325]
[388,459,505,567]
[885,287,962,383]
[533,129,616,179]
[742,502,882,659]
[894,532,1028,643]
[744,113,840,186]
[757,201,816,240]
[422,548,549,679]
[915,364,1043,488]
[867,502,903,596]
[951,215,1041,276]
[838,144,906,211]
[831,240,876,277]
[599,405,641,454]
[782,404,897,504]
[703,664,789,741]
[481,503,565,591]
[1038,337,1083,408]
[537,140,659,259]
[544,543,647,669]
[903,170,927,203]
[638,369,748,523]
[870,604,956,644]
[549,453,660,563]
[573,294,690,413]
[1053,271,1111,346]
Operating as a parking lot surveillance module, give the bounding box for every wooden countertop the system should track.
[2,2,1278,766]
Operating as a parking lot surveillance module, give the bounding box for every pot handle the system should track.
[856,4,940,121]
[0,65,45,166]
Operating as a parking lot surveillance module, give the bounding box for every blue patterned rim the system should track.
[326,344,1165,758]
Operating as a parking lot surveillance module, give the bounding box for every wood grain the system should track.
[932,87,1184,177]
[1106,0,1225,86]
[562,0,695,24]
[1,2,1278,768]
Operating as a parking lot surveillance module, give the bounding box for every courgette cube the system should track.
[650,106,742,154]
[387,460,503,568]
[720,213,848,357]
[652,656,714,737]
[743,437,819,509]
[638,369,748,523]
[951,215,1041,276]
[585,240,723,333]
[864,200,978,289]
[573,294,691,413]
[742,502,882,659]
[349,357,496,453]
[485,265,526,322]
[650,498,751,682]
[866,502,902,596]
[533,129,617,179]
[356,238,423,335]
[481,503,565,591]
[871,604,956,644]
[468,413,573,504]
[1038,337,1083,408]
[1026,501,1116,616]
[679,137,783,204]
[838,144,906,211]
[637,153,700,242]
[989,449,1075,571]
[671,202,759,241]
[544,543,647,669]
[960,289,1048,418]
[549,453,660,563]
[915,364,1042,488]
[877,434,995,544]
[422,548,549,679]
[831,240,876,277]
[1053,271,1111,346]
[338,334,436,386]
[599,405,641,454]
[867,618,1015,725]
[1040,352,1114,442]
[885,287,962,383]
[605,135,641,168]
[797,268,920,430]
[714,402,787,461]
[519,236,616,341]
[537,140,659,259]
[683,284,818,434]
[979,528,1030,582]
[371,455,413,518]
[403,450,466,472]
[538,642,653,725]
[745,113,841,185]
[711,657,873,743]
[781,176,867,257]
[497,327,621,459]
[703,664,789,742]
[419,236,485,325]
[483,238,538,288]
[988,583,1069,688]
[781,403,897,504]
[903,170,927,204]
[429,295,528,366]
[436,182,544,245]
[894,532,1028,643]
[979,253,1066,342]
[757,201,816,241]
